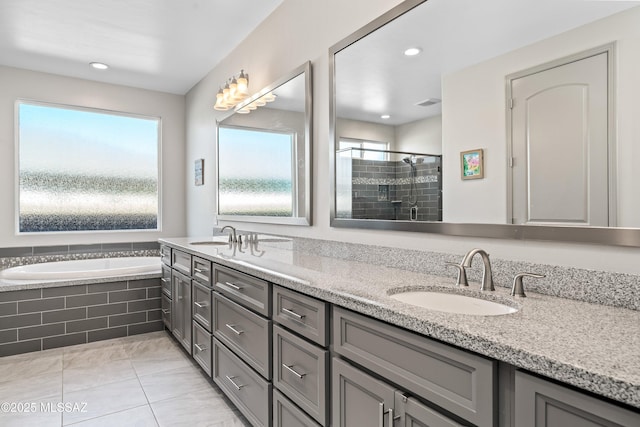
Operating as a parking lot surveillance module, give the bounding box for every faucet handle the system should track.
[445,262,469,287]
[511,272,545,298]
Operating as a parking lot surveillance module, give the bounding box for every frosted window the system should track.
[18,102,159,233]
[218,126,294,216]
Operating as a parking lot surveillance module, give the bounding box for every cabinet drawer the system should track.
[273,285,328,347]
[192,321,212,376]
[214,264,271,317]
[515,370,640,427]
[273,325,328,426]
[171,249,191,276]
[333,307,496,427]
[161,293,171,330]
[213,293,272,380]
[192,256,212,287]
[192,281,212,332]
[161,266,172,297]
[274,389,321,427]
[213,338,272,427]
[160,244,171,266]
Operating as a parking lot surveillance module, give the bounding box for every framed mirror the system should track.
[330,0,640,247]
[217,61,312,225]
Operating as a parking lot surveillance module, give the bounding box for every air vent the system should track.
[416,98,441,107]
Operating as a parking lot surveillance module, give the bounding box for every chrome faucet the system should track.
[220,225,238,244]
[461,248,495,291]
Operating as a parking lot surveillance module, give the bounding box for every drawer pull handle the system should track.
[161,278,170,283]
[194,301,209,308]
[225,324,244,335]
[161,309,170,314]
[282,307,305,321]
[194,267,209,274]
[225,375,245,390]
[223,281,243,291]
[194,343,207,352]
[282,363,306,379]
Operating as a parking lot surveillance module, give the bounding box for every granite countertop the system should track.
[160,236,640,410]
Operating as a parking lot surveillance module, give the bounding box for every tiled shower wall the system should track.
[350,158,442,221]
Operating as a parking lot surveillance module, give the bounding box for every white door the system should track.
[510,51,610,226]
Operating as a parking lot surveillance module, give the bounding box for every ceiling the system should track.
[0,0,284,94]
[335,0,640,126]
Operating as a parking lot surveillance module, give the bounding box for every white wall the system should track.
[442,8,640,227]
[396,115,442,155]
[0,65,186,247]
[185,0,640,275]
[336,118,396,149]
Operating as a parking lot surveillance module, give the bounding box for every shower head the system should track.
[402,155,424,165]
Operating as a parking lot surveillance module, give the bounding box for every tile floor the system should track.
[0,331,250,426]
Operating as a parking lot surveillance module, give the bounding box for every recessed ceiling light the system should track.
[381,114,391,119]
[404,47,422,56]
[90,62,109,70]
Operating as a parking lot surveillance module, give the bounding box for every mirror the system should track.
[330,0,640,246]
[217,61,312,225]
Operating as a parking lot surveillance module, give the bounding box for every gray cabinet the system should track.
[192,280,212,332]
[171,249,191,276]
[274,389,321,427]
[214,338,272,427]
[171,270,191,354]
[161,293,171,330]
[515,371,640,427]
[273,285,328,347]
[332,357,396,427]
[273,325,328,425]
[333,307,496,426]
[333,357,464,427]
[214,264,271,317]
[213,292,272,380]
[193,320,212,376]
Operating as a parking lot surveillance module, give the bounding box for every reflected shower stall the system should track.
[336,148,442,221]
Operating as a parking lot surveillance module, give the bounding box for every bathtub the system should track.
[0,257,162,281]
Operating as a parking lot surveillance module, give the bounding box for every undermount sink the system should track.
[189,241,230,246]
[389,290,519,316]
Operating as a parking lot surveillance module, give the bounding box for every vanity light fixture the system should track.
[235,91,277,115]
[89,62,109,70]
[403,47,422,56]
[214,69,250,111]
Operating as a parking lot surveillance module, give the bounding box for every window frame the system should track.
[338,137,390,161]
[14,99,163,235]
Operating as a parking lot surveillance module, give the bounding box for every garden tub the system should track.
[0,256,161,281]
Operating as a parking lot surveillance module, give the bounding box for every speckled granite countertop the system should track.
[160,236,640,410]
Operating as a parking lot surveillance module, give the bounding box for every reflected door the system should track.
[510,51,610,226]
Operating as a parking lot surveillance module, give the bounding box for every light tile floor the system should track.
[0,331,250,426]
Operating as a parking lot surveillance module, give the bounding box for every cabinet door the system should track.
[515,371,640,427]
[171,271,191,354]
[161,293,171,330]
[332,357,396,427]
[395,393,464,427]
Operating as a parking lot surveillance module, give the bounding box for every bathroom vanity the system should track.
[159,237,640,427]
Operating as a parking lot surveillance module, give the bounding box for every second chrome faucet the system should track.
[446,248,494,291]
